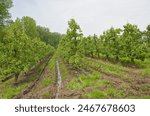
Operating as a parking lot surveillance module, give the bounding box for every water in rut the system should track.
[55,57,62,98]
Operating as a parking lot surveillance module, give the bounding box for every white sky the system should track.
[10,0,150,35]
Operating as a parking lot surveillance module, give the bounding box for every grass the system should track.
[82,88,125,99]
[41,79,53,87]
[136,68,150,76]
[84,58,128,79]
[140,84,150,92]
[129,58,150,68]
[67,72,112,91]
[87,57,129,71]
[57,51,72,81]
[93,53,150,68]
[142,96,150,99]
[42,92,51,98]
[83,90,107,98]
[0,81,29,98]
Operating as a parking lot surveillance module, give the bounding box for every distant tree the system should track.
[122,23,146,62]
[21,16,38,38]
[0,0,12,38]
[93,34,100,57]
[85,36,95,57]
[100,30,113,59]
[106,27,122,61]
[143,25,150,58]
[144,25,150,47]
[37,26,51,43]
[49,32,62,48]
[37,26,61,48]
[79,36,93,57]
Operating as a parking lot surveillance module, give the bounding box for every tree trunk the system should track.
[91,52,94,58]
[131,58,134,63]
[116,56,119,61]
[14,73,19,85]
[106,54,109,60]
[97,51,100,58]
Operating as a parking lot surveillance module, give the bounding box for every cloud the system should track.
[10,0,150,35]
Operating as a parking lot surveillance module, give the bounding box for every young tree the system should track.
[93,34,100,58]
[100,30,113,59]
[21,16,38,38]
[86,36,95,57]
[122,23,145,62]
[144,25,150,47]
[60,19,83,68]
[107,27,122,61]
[142,25,150,58]
[0,0,12,38]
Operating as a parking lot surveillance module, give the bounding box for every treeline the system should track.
[60,19,150,68]
[37,26,61,48]
[0,0,60,81]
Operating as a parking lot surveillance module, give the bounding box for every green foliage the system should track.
[144,25,150,47]
[0,17,55,80]
[122,23,146,62]
[83,89,125,99]
[78,23,148,64]
[0,82,29,98]
[100,27,122,60]
[0,0,12,26]
[60,19,83,68]
[143,25,150,59]
[84,57,128,78]
[37,26,61,48]
[69,53,84,68]
[67,72,111,90]
[83,90,107,98]
[42,79,52,87]
[0,0,12,38]
[21,16,38,38]
[80,36,97,57]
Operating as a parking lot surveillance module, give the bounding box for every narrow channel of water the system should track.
[55,58,62,98]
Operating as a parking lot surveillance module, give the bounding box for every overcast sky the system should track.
[10,0,150,35]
